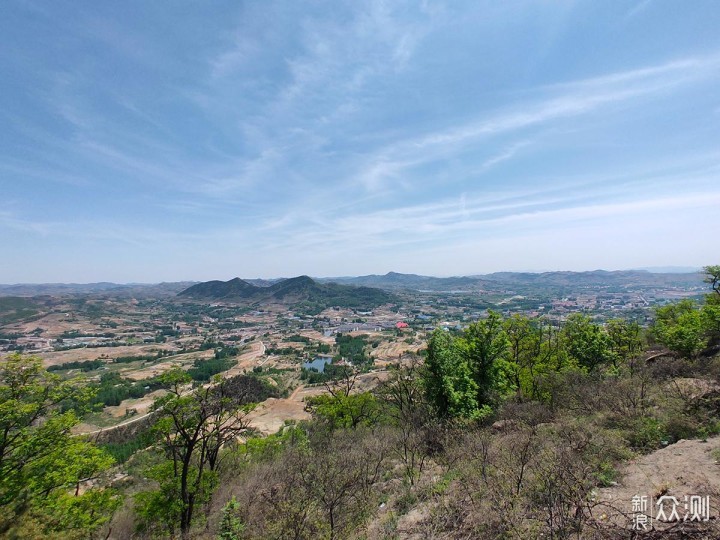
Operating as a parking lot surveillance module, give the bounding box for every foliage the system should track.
[47,359,105,372]
[135,459,216,537]
[605,318,643,369]
[0,354,119,536]
[562,314,614,372]
[283,334,310,343]
[59,372,169,411]
[704,265,720,298]
[136,368,254,536]
[423,329,480,419]
[300,366,331,384]
[101,426,159,463]
[650,266,720,357]
[305,366,381,429]
[219,496,245,540]
[652,300,706,358]
[462,311,511,405]
[334,333,369,365]
[187,356,236,381]
[305,392,381,430]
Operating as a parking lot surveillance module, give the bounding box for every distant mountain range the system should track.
[0,270,707,298]
[0,281,194,297]
[178,275,394,310]
[320,270,705,292]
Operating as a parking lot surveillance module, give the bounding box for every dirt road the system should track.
[595,437,720,534]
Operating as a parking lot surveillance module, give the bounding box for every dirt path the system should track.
[80,407,156,436]
[226,340,265,376]
[594,437,720,534]
[245,384,323,435]
[76,342,267,435]
[288,384,305,400]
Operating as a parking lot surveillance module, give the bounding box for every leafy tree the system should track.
[0,354,118,537]
[503,315,542,399]
[305,366,380,429]
[462,311,511,406]
[650,267,720,357]
[702,265,720,346]
[305,392,380,430]
[136,368,254,537]
[605,318,643,370]
[652,300,706,358]
[702,301,720,347]
[562,314,614,372]
[423,330,480,419]
[703,265,720,299]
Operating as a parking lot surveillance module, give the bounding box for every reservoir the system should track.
[303,355,333,372]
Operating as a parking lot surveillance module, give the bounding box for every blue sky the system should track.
[1,1,719,283]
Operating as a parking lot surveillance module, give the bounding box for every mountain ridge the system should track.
[178,275,394,311]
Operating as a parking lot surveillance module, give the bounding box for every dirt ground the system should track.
[124,349,216,380]
[38,343,178,367]
[594,437,720,533]
[104,389,168,418]
[10,311,96,335]
[245,386,318,434]
[225,340,266,376]
[373,341,422,366]
[246,370,389,435]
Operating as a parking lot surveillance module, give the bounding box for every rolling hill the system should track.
[178,275,395,311]
[320,270,705,293]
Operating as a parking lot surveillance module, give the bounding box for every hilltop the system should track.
[178,275,394,311]
[321,269,705,292]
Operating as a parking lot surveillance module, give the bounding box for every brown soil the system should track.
[104,389,167,418]
[225,340,266,376]
[245,371,388,435]
[245,385,320,435]
[594,437,720,534]
[38,344,178,367]
[125,349,215,380]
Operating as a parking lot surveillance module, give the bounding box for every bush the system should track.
[626,416,666,451]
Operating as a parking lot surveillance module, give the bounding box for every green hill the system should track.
[178,275,394,312]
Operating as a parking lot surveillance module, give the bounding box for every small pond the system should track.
[302,356,333,373]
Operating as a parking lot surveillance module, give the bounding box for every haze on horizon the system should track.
[1,1,719,284]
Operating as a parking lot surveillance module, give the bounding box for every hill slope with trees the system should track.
[178,275,395,311]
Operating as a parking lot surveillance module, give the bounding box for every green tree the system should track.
[136,368,253,537]
[702,265,720,346]
[652,300,706,358]
[305,392,380,430]
[562,314,614,372]
[423,330,480,419]
[305,365,381,430]
[703,265,720,299]
[605,318,643,370]
[462,311,510,407]
[503,315,542,400]
[0,354,118,537]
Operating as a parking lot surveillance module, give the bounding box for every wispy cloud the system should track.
[2,1,719,280]
[624,0,653,21]
[351,52,720,192]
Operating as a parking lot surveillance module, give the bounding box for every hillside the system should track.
[321,270,706,293]
[178,275,394,311]
[0,281,196,298]
[321,271,486,291]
